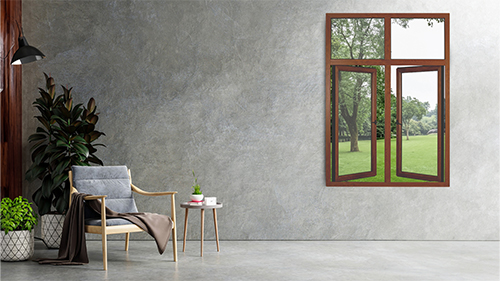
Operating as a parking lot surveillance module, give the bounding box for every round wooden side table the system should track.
[180,202,223,257]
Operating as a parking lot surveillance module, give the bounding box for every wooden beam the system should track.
[1,0,23,199]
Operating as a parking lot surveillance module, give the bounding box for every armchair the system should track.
[68,165,177,270]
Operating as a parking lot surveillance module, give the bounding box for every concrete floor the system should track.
[1,240,498,281]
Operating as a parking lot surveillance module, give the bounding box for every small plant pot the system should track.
[1,230,34,261]
[190,194,204,202]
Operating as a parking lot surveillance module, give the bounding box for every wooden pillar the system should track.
[1,0,23,199]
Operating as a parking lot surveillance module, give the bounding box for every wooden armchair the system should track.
[68,165,177,270]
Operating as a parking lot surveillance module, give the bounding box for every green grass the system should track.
[333,134,439,183]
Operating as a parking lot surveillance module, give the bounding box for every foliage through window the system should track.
[326,13,450,186]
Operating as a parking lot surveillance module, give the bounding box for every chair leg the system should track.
[172,221,178,262]
[102,234,108,270]
[125,233,130,251]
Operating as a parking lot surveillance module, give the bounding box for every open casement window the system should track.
[396,66,444,182]
[332,66,377,181]
[325,13,450,187]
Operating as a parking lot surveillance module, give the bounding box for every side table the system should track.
[180,202,223,257]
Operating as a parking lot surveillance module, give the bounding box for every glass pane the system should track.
[400,71,439,176]
[331,18,384,59]
[391,18,445,59]
[338,70,373,176]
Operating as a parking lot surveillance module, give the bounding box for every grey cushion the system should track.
[85,218,134,226]
[72,166,139,216]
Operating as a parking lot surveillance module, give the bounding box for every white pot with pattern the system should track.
[41,214,65,248]
[0,230,34,261]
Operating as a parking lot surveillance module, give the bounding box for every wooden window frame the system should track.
[396,66,444,182]
[333,66,377,182]
[325,13,450,187]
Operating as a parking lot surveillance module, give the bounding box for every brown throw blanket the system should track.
[37,193,172,265]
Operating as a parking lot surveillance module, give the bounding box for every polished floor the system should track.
[1,240,498,281]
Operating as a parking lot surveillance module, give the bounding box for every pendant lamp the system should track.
[10,30,45,65]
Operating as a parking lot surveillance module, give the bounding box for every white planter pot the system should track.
[41,214,65,249]
[0,230,34,261]
[190,194,204,202]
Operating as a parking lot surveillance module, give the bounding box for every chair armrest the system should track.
[131,183,177,197]
[83,195,107,200]
[130,183,177,230]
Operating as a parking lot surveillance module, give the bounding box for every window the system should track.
[326,13,450,186]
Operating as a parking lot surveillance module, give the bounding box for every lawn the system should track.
[334,134,439,182]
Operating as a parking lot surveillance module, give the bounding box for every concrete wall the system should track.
[21,0,499,240]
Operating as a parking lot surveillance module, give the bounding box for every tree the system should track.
[401,96,427,140]
[331,18,384,151]
[331,18,384,60]
[338,71,372,151]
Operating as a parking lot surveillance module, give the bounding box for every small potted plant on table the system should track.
[190,170,203,202]
[1,196,38,261]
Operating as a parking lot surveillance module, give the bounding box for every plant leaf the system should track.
[87,98,96,113]
[56,140,71,148]
[35,116,51,131]
[41,176,54,199]
[53,158,71,177]
[52,173,68,189]
[71,135,87,144]
[73,143,89,158]
[28,133,47,142]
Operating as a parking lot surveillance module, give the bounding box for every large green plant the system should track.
[26,73,105,216]
[1,196,38,234]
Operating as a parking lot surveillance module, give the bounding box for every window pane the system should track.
[391,18,445,59]
[331,18,384,59]
[401,71,438,176]
[338,70,373,176]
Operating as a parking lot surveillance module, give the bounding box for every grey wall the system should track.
[21,0,499,241]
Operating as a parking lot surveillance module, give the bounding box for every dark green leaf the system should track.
[54,196,68,215]
[36,127,49,135]
[87,155,104,166]
[87,98,96,113]
[25,164,46,182]
[72,104,84,120]
[33,150,47,165]
[65,98,73,111]
[48,151,66,165]
[28,133,47,142]
[35,116,50,130]
[48,84,56,99]
[41,176,54,199]
[73,143,89,158]
[29,139,46,154]
[52,173,68,188]
[88,115,98,125]
[31,144,47,162]
[53,158,71,177]
[56,140,71,148]
[71,135,87,144]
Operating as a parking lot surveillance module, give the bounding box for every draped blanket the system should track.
[37,193,172,265]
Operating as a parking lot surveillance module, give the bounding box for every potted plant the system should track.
[190,170,203,202]
[1,196,38,261]
[25,73,105,248]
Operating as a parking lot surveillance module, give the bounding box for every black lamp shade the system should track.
[11,36,45,65]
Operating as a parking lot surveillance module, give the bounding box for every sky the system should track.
[390,19,444,111]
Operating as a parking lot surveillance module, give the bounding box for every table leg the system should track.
[213,209,220,252]
[183,208,189,252]
[200,209,205,257]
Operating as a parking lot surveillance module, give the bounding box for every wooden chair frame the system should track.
[69,169,178,270]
